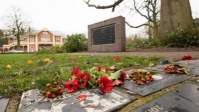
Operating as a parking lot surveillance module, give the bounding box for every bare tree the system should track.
[126,0,160,39]
[0,29,4,38]
[84,0,160,39]
[3,6,30,50]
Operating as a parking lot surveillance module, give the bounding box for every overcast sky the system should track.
[0,0,199,37]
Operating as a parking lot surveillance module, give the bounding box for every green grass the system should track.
[0,53,163,97]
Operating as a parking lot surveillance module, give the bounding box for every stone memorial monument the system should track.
[88,16,126,52]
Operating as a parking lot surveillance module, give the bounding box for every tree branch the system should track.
[133,0,149,20]
[84,0,124,12]
[126,21,149,28]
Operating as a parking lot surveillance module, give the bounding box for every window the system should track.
[30,37,34,43]
[24,38,27,42]
[30,47,34,52]
[56,37,60,43]
[41,37,50,42]
[43,32,48,34]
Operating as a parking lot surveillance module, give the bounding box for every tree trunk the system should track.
[159,0,195,37]
[17,36,20,50]
[152,25,159,39]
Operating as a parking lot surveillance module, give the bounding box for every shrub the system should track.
[63,33,88,52]
[161,27,199,47]
[126,37,161,48]
[36,45,64,54]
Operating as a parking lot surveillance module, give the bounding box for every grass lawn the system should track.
[0,53,163,97]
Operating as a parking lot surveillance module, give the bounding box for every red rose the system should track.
[105,68,109,73]
[114,57,120,61]
[71,67,80,76]
[70,58,75,61]
[75,73,91,87]
[97,77,113,93]
[97,66,102,72]
[119,71,128,81]
[182,55,193,60]
[64,79,79,93]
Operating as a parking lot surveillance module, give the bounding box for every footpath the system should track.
[69,51,199,59]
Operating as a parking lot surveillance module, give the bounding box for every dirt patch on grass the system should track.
[5,95,20,112]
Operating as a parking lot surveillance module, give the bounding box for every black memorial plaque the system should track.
[131,92,199,112]
[145,65,166,72]
[188,66,199,76]
[172,83,199,104]
[121,74,189,96]
[92,25,115,45]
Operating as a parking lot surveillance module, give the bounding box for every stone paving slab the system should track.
[0,96,9,112]
[171,83,199,105]
[145,65,166,72]
[121,74,189,96]
[131,91,199,112]
[18,89,135,112]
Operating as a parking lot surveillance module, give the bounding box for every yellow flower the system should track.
[36,60,40,63]
[79,55,82,58]
[7,64,12,69]
[27,60,33,64]
[44,58,51,63]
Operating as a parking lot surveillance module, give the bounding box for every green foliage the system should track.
[0,29,4,38]
[161,27,199,47]
[63,33,88,52]
[127,38,161,48]
[35,79,52,90]
[36,45,64,54]
[0,38,8,47]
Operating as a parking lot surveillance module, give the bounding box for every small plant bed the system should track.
[130,70,155,85]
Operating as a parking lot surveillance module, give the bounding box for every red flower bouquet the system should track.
[182,55,193,60]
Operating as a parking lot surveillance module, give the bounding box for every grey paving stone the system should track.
[0,97,9,112]
[121,75,189,96]
[171,83,199,105]
[131,92,199,112]
[145,65,165,72]
[188,66,199,76]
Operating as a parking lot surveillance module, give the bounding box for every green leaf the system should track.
[116,63,123,65]
[148,62,154,67]
[109,70,122,80]
[35,79,51,90]
[150,71,157,75]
